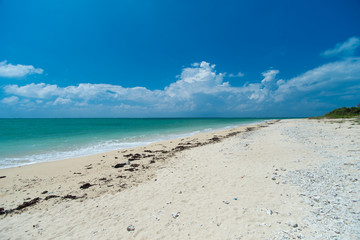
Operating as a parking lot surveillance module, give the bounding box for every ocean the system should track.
[0,118,271,169]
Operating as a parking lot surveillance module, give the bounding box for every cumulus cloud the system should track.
[1,57,360,117]
[0,60,44,78]
[1,96,19,104]
[321,37,360,57]
[261,70,279,83]
[164,61,227,99]
[53,97,72,105]
[4,83,59,98]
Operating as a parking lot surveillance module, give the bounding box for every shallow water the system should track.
[0,118,272,168]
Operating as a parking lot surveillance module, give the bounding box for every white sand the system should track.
[0,119,359,239]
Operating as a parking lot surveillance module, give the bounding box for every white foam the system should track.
[0,119,269,169]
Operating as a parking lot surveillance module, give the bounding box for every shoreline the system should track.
[0,118,272,170]
[0,120,278,214]
[1,118,359,239]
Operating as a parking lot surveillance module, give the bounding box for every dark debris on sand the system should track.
[1,121,274,216]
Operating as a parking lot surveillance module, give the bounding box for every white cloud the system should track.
[261,70,279,83]
[53,97,72,105]
[2,58,360,116]
[321,37,360,57]
[0,60,44,78]
[164,61,226,99]
[1,96,19,104]
[4,82,161,106]
[226,72,244,78]
[4,83,59,98]
[273,57,360,102]
[2,61,240,112]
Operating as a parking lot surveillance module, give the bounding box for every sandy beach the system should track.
[0,119,359,239]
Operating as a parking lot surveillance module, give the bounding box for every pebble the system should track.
[172,212,180,219]
[312,196,320,202]
[127,225,135,232]
[274,121,360,239]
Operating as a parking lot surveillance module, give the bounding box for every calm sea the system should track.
[0,118,271,169]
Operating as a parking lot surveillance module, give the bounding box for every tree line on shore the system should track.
[312,104,360,119]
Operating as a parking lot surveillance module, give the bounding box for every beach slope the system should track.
[0,119,359,239]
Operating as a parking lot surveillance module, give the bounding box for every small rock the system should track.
[267,209,273,215]
[113,163,126,168]
[172,212,180,219]
[271,177,276,180]
[287,222,298,228]
[313,196,320,202]
[127,225,135,231]
[80,183,93,189]
[223,201,230,204]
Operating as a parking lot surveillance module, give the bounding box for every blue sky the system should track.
[0,0,359,117]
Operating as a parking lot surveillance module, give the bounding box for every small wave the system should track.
[0,119,269,169]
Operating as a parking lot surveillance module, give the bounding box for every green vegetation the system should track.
[324,106,360,118]
[310,105,360,119]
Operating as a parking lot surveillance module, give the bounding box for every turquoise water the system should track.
[0,118,271,169]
